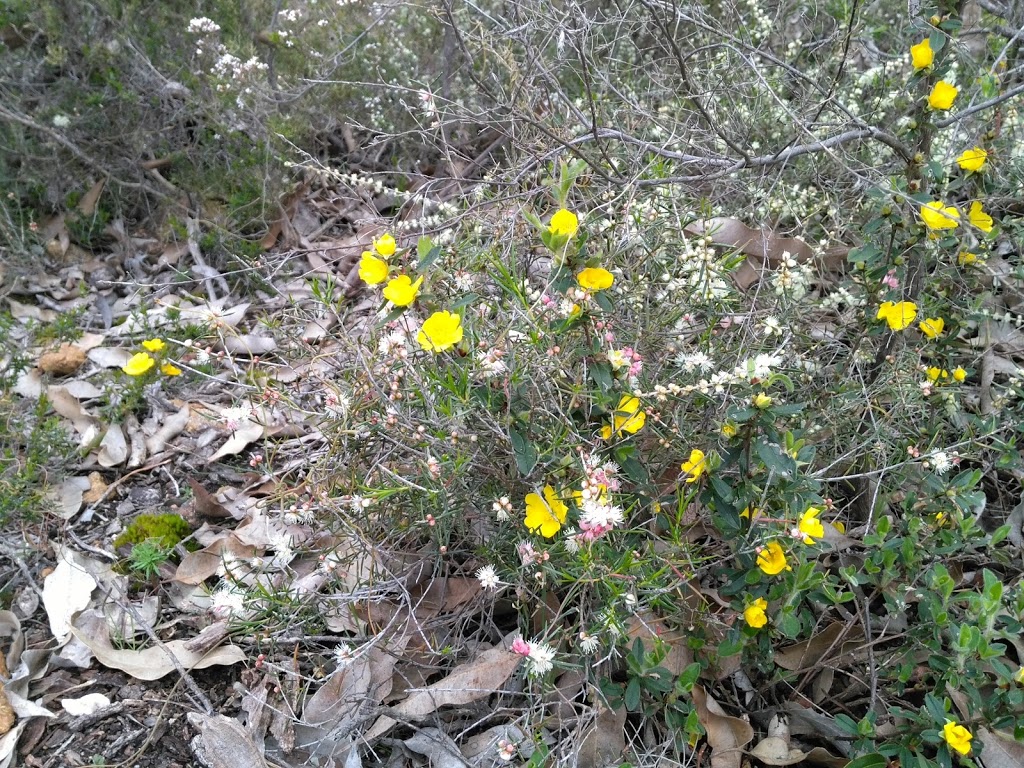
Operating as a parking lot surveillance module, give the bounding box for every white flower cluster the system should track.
[476,346,507,378]
[211,53,268,82]
[655,234,731,304]
[187,17,221,34]
[771,251,815,300]
[296,164,459,232]
[650,351,784,401]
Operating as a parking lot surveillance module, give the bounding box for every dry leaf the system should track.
[69,610,245,681]
[363,634,523,741]
[47,385,97,436]
[222,334,277,356]
[208,420,265,464]
[775,623,862,672]
[692,684,754,768]
[146,404,191,454]
[174,535,257,585]
[44,476,92,520]
[627,611,694,675]
[978,727,1024,768]
[97,423,128,467]
[87,347,133,368]
[42,547,98,643]
[750,715,806,766]
[188,712,268,768]
[403,727,468,768]
[577,703,627,768]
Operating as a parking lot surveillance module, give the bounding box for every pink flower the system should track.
[512,637,532,656]
[882,270,899,289]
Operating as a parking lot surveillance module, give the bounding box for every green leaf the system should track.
[844,754,888,768]
[677,662,702,692]
[416,243,443,272]
[755,440,795,478]
[509,427,539,477]
[416,235,434,262]
[625,677,642,712]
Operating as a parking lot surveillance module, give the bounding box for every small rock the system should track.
[38,344,87,376]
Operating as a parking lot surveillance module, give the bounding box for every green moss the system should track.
[113,512,193,551]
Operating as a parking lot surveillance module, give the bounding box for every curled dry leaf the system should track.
[750,715,806,766]
[146,404,191,454]
[47,385,97,437]
[42,547,98,643]
[97,423,128,467]
[207,420,265,464]
[691,684,754,768]
[69,609,245,681]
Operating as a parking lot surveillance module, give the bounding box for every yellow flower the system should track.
[122,352,155,376]
[928,80,958,110]
[548,208,579,238]
[1015,666,1024,684]
[798,506,825,544]
[743,598,768,629]
[577,267,614,292]
[958,251,978,266]
[680,449,707,484]
[757,541,790,576]
[910,39,934,70]
[417,311,464,353]
[601,395,646,439]
[919,317,945,339]
[524,485,568,538]
[877,301,918,331]
[942,720,972,756]
[142,338,166,352]
[574,483,609,507]
[952,367,967,382]
[969,201,993,233]
[373,233,397,257]
[383,274,424,307]
[160,362,182,376]
[359,251,389,285]
[957,147,987,173]
[920,201,960,230]
[753,392,773,409]
[721,422,738,438]
[740,506,759,520]
[927,367,949,383]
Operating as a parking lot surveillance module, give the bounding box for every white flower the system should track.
[334,643,356,668]
[324,391,351,419]
[931,451,951,475]
[580,499,624,529]
[763,316,782,336]
[679,351,713,372]
[476,348,507,378]
[221,406,253,431]
[526,643,555,677]
[209,584,246,618]
[476,565,501,590]
[578,631,600,654]
[52,114,70,128]
[267,530,294,566]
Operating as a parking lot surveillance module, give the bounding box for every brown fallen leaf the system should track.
[82,472,108,504]
[37,344,87,376]
[577,703,627,768]
[977,727,1024,768]
[774,623,863,672]
[692,684,754,768]
[363,632,523,741]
